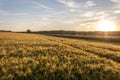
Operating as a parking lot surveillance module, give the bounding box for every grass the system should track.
[0,32,120,80]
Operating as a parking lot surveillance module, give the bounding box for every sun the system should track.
[97,18,116,31]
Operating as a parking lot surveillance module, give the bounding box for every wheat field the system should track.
[0,32,120,80]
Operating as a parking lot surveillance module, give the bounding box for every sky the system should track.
[0,0,120,31]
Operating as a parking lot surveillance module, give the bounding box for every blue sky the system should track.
[0,0,120,31]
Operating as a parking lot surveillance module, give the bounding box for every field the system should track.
[30,31,120,43]
[0,32,120,80]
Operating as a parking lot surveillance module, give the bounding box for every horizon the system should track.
[1,29,120,32]
[0,0,120,31]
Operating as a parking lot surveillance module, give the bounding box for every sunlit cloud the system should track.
[114,10,120,14]
[82,11,94,17]
[56,0,78,8]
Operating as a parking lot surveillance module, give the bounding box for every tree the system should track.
[27,29,31,33]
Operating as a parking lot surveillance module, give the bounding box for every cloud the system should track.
[0,10,28,16]
[85,1,96,8]
[82,11,94,17]
[110,0,120,3]
[41,15,50,21]
[114,10,120,14]
[110,0,120,8]
[32,1,55,10]
[56,0,78,8]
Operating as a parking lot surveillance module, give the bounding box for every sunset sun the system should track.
[97,19,116,31]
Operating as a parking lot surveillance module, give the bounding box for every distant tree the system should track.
[0,30,12,32]
[27,29,31,33]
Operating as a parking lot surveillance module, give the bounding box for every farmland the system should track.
[29,31,120,43]
[0,32,120,80]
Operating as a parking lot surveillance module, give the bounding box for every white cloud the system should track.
[114,10,120,14]
[110,0,120,9]
[85,1,96,8]
[111,0,120,3]
[56,0,78,8]
[42,17,48,21]
[32,1,55,10]
[0,10,28,16]
[82,11,94,17]
[69,9,76,12]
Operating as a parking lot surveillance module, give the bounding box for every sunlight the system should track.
[97,18,116,31]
